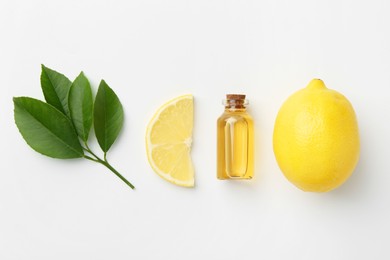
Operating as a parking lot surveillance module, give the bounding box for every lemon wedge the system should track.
[146,95,194,187]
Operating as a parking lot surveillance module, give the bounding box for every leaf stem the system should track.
[84,155,99,162]
[98,159,135,190]
[82,143,135,190]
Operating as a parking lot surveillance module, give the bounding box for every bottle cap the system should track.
[223,94,248,108]
[226,94,246,100]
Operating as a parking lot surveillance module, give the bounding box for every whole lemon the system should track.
[273,79,360,192]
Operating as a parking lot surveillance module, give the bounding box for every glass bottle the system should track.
[217,94,254,179]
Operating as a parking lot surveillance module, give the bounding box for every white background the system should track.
[1,0,390,259]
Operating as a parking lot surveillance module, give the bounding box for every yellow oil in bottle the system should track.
[217,94,254,179]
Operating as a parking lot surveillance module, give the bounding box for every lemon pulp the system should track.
[146,95,194,187]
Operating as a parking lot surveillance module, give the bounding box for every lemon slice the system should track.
[146,95,194,187]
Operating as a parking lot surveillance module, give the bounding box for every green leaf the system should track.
[68,72,93,142]
[13,97,84,159]
[94,80,124,153]
[40,64,72,117]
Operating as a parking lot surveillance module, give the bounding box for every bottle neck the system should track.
[225,106,247,112]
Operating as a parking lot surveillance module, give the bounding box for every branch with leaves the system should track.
[13,65,135,190]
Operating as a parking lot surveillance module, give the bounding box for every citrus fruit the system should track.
[146,94,194,187]
[273,79,360,192]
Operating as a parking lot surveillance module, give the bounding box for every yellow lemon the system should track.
[146,95,194,187]
[273,79,360,192]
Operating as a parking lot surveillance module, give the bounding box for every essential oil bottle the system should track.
[217,94,254,179]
